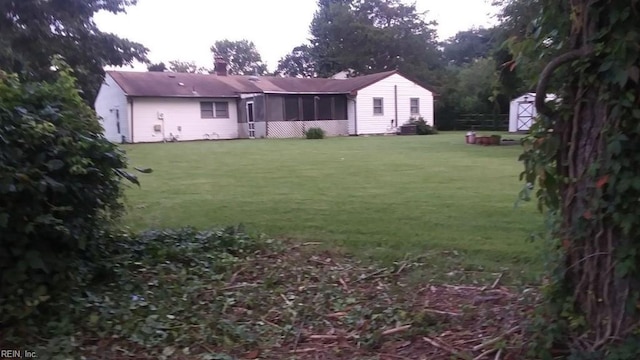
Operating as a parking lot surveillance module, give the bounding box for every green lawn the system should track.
[122,132,544,283]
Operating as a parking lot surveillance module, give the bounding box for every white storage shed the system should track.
[509,92,556,132]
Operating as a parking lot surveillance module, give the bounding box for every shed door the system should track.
[516,100,535,131]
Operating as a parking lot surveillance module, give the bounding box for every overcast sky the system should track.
[94,0,498,72]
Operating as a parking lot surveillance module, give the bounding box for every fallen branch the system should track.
[220,283,258,291]
[495,348,503,360]
[310,258,332,266]
[378,353,413,360]
[280,294,293,306]
[482,273,503,291]
[424,309,462,316]
[490,273,504,289]
[354,268,388,283]
[472,326,521,352]
[226,267,245,286]
[395,258,410,275]
[301,242,322,246]
[309,334,340,341]
[289,348,317,354]
[423,336,470,359]
[259,317,282,329]
[325,312,348,319]
[441,284,484,291]
[473,348,497,360]
[339,277,349,290]
[472,295,503,305]
[292,321,304,351]
[381,325,412,336]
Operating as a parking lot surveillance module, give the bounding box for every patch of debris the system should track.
[3,238,539,360]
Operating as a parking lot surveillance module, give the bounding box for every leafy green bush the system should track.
[407,117,438,135]
[2,226,278,358]
[0,63,136,325]
[305,127,326,139]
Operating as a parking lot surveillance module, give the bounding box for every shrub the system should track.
[407,117,438,135]
[305,127,325,139]
[0,62,136,324]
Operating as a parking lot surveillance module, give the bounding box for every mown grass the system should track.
[122,132,544,283]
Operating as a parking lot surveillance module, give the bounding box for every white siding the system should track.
[239,122,267,138]
[131,97,239,143]
[94,74,129,143]
[355,73,434,135]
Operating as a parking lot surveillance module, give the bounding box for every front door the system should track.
[247,102,255,139]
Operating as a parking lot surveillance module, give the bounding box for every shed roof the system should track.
[511,92,557,102]
[106,70,401,97]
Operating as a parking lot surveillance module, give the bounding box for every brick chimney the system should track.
[213,56,228,76]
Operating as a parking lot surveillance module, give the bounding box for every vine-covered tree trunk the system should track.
[528,1,640,357]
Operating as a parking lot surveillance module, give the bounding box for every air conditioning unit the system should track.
[157,111,164,120]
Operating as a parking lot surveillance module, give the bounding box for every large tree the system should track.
[518,0,640,357]
[442,28,497,66]
[147,62,167,72]
[275,45,316,78]
[0,0,148,102]
[309,0,441,83]
[492,0,546,100]
[167,60,208,74]
[210,39,267,75]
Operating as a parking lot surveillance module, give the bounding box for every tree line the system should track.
[147,0,537,128]
[0,0,540,129]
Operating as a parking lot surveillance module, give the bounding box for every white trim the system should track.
[262,91,349,95]
[240,93,262,99]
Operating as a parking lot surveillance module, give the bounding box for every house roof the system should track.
[107,71,249,97]
[106,70,409,98]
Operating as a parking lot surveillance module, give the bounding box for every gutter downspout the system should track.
[394,85,398,128]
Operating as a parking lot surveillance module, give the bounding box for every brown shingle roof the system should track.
[106,70,406,97]
[107,71,250,97]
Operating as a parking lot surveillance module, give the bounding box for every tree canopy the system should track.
[308,0,441,83]
[167,60,209,74]
[147,62,167,72]
[275,45,316,78]
[0,0,148,102]
[442,28,497,66]
[210,39,267,75]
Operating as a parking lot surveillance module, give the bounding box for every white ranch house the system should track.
[94,59,434,142]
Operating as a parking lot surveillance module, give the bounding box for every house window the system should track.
[215,102,229,118]
[334,96,347,119]
[284,96,300,120]
[200,101,229,118]
[410,98,420,115]
[283,95,348,121]
[373,98,384,115]
[318,96,333,120]
[302,96,315,120]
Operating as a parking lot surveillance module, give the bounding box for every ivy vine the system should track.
[515,1,640,359]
